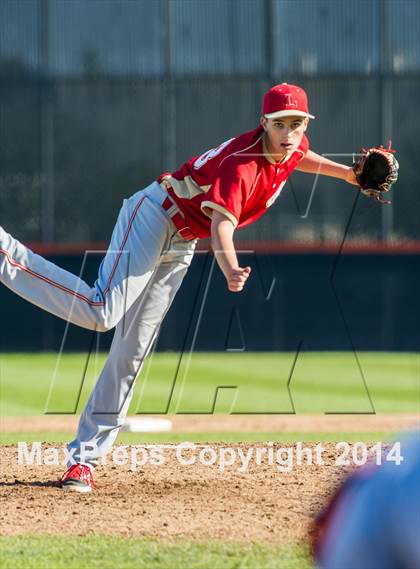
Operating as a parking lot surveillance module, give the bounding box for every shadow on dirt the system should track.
[0,480,60,488]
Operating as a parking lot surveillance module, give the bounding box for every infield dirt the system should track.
[1,414,418,543]
[1,412,418,433]
[1,442,345,543]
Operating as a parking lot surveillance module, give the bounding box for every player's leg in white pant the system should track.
[0,183,172,331]
[66,233,197,467]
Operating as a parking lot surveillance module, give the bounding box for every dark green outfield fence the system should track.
[1,250,418,352]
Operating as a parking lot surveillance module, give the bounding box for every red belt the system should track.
[162,197,196,241]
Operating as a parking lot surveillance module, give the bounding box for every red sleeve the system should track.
[201,159,254,227]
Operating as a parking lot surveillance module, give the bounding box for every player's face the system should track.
[261,116,308,160]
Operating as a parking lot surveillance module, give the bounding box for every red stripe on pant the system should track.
[0,195,146,307]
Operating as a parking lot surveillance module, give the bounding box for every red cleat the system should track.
[60,463,94,493]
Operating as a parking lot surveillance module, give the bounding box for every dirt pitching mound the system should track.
[1,442,365,543]
[1,415,418,542]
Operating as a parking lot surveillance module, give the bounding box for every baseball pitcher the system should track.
[0,84,397,491]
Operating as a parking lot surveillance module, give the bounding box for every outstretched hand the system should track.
[227,266,251,292]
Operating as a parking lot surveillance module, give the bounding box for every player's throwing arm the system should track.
[211,211,251,292]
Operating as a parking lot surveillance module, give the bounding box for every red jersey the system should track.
[158,126,309,239]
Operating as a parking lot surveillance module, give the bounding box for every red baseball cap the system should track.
[263,83,315,120]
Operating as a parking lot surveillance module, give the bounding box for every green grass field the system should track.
[0,536,313,569]
[1,351,418,417]
[0,351,418,569]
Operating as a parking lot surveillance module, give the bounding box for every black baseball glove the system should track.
[353,144,399,204]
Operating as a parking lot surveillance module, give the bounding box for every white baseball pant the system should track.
[0,182,197,465]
